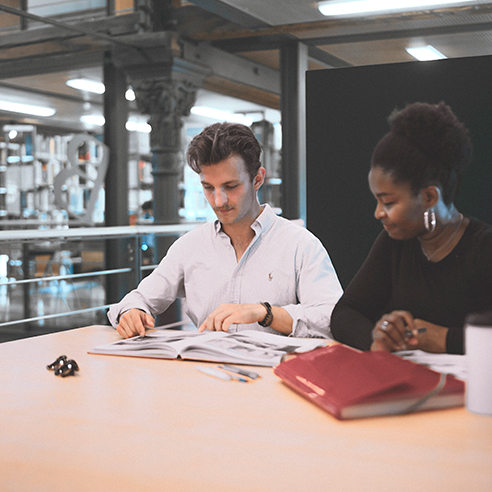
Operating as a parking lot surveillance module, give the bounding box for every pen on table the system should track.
[196,365,248,382]
[218,364,259,380]
[405,327,427,338]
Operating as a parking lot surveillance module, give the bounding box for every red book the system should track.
[273,344,465,420]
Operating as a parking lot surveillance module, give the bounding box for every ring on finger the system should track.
[380,320,389,331]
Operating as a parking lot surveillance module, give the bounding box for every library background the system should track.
[1,0,491,342]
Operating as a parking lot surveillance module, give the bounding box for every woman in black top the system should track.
[330,102,492,355]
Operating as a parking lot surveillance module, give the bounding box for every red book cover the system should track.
[273,344,465,420]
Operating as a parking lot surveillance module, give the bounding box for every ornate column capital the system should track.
[133,77,197,156]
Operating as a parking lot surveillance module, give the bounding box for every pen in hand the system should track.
[405,327,427,338]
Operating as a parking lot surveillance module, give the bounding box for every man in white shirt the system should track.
[108,122,342,339]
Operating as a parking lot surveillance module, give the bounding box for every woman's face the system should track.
[368,166,427,240]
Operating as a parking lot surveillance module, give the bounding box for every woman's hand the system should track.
[371,311,448,353]
[409,319,448,353]
[371,310,418,351]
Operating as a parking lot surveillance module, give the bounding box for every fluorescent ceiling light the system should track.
[67,79,136,101]
[126,120,151,133]
[80,114,105,126]
[318,0,477,16]
[0,101,56,117]
[406,45,447,61]
[190,106,254,126]
[66,78,105,94]
[80,115,152,133]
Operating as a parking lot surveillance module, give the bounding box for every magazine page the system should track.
[180,330,327,366]
[89,329,327,366]
[396,350,467,380]
[89,330,200,358]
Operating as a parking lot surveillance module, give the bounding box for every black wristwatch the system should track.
[258,302,273,327]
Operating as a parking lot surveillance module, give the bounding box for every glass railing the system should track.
[0,223,197,342]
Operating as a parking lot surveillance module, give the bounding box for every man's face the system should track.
[199,155,262,227]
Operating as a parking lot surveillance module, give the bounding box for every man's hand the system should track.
[198,303,266,333]
[116,308,155,339]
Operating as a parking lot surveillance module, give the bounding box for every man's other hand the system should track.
[116,309,155,338]
[198,303,265,333]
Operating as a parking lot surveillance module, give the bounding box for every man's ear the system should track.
[421,185,441,209]
[254,167,266,190]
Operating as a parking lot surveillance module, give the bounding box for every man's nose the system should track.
[214,189,227,206]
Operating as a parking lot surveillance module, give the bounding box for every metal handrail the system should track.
[0,222,200,331]
[0,268,132,287]
[0,304,113,329]
[0,223,197,241]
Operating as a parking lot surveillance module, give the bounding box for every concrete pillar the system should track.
[103,52,133,305]
[280,42,308,222]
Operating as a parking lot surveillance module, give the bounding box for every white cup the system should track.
[465,311,492,416]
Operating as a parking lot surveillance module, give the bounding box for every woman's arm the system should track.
[330,231,393,350]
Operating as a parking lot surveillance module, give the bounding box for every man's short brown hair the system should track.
[187,122,262,181]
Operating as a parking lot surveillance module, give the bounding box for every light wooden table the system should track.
[1,325,491,492]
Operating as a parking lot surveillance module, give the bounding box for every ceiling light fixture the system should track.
[126,120,151,133]
[80,114,105,126]
[66,78,105,94]
[67,79,136,101]
[0,101,56,117]
[318,0,478,17]
[406,45,447,61]
[190,107,254,126]
[80,115,152,133]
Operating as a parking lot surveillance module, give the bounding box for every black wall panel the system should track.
[306,55,492,288]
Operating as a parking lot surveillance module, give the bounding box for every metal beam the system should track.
[187,0,270,29]
[0,13,140,49]
[182,41,280,95]
[0,5,137,49]
[308,46,352,68]
[298,20,492,47]
[0,50,105,79]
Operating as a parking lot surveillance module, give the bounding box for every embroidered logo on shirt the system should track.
[268,272,273,281]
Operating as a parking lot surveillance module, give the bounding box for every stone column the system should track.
[132,76,197,326]
[132,77,197,225]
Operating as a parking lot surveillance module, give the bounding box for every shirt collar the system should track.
[213,203,276,236]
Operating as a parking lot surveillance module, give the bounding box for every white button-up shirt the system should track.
[107,204,343,338]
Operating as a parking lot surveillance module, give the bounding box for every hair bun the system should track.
[389,102,472,175]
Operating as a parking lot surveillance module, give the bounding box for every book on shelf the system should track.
[273,344,465,420]
[89,329,327,367]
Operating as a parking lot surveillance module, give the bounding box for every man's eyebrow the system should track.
[200,179,240,186]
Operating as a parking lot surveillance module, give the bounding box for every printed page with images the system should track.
[397,350,467,380]
[89,329,327,367]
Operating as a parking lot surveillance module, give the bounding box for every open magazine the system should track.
[89,329,327,367]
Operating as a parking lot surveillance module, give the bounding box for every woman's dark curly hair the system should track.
[187,122,262,181]
[371,102,473,204]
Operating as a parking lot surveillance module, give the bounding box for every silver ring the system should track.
[381,321,389,331]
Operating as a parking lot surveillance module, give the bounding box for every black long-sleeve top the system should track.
[330,217,492,354]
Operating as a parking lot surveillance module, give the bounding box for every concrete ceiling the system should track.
[1,1,492,133]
